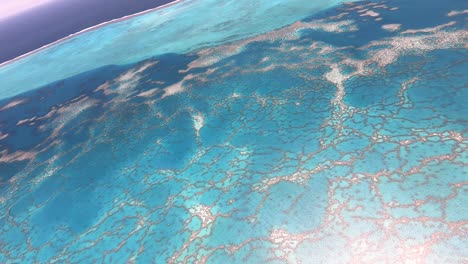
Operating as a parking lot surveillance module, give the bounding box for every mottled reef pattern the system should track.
[0,0,467,263]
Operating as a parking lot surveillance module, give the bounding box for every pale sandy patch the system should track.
[0,132,8,140]
[382,24,402,32]
[360,10,380,17]
[0,99,27,111]
[448,9,468,17]
[402,21,456,34]
[137,87,159,97]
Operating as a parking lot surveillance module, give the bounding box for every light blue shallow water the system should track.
[0,0,467,263]
[0,0,351,100]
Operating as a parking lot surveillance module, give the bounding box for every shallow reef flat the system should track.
[0,0,467,263]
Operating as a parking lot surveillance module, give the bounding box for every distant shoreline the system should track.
[0,0,183,69]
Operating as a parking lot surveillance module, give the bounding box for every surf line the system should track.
[0,0,185,68]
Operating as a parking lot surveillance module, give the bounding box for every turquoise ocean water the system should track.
[0,0,467,262]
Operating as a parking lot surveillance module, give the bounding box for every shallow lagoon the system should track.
[0,0,467,262]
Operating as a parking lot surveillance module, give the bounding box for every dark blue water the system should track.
[0,0,174,64]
